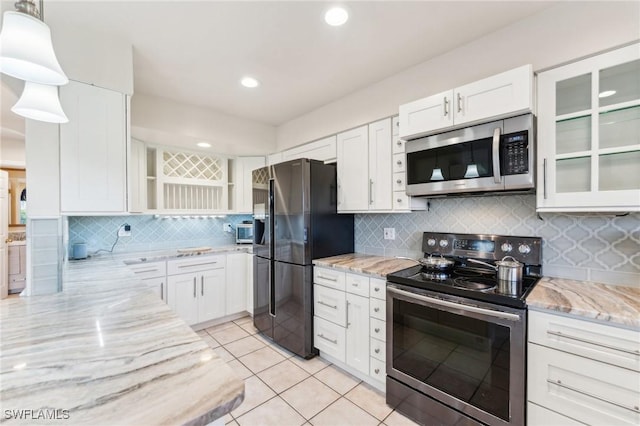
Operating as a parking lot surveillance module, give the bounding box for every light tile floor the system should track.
[196,316,419,426]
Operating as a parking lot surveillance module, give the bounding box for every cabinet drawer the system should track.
[314,267,346,291]
[128,261,167,279]
[314,316,346,362]
[369,278,386,300]
[370,357,386,383]
[529,310,640,372]
[392,173,406,192]
[370,317,386,342]
[370,297,386,321]
[167,255,224,275]
[392,153,406,173]
[392,137,405,154]
[528,343,640,426]
[527,402,583,426]
[314,284,346,327]
[370,337,386,363]
[393,192,409,210]
[345,273,369,297]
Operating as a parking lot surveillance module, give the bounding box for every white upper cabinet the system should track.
[537,43,640,212]
[59,81,127,213]
[399,65,533,140]
[129,138,147,213]
[281,136,337,163]
[337,125,370,211]
[368,119,393,211]
[232,156,265,214]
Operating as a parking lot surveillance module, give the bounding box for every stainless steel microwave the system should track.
[236,223,253,244]
[405,114,535,197]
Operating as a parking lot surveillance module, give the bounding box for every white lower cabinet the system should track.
[127,260,167,303]
[168,268,225,326]
[528,310,640,426]
[313,266,387,390]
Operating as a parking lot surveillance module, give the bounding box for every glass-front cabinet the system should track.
[537,43,640,212]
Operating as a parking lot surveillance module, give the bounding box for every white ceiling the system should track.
[1,0,557,129]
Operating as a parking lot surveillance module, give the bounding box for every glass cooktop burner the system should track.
[419,271,450,281]
[452,278,496,292]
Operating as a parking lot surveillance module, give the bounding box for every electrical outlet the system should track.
[118,224,131,237]
[383,227,395,240]
[223,223,233,233]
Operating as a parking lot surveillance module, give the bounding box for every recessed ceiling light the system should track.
[598,90,616,98]
[325,7,348,26]
[241,77,259,88]
[197,142,211,148]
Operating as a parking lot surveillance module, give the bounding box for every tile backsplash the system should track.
[355,195,640,287]
[68,214,253,255]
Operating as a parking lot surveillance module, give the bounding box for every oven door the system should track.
[386,283,525,426]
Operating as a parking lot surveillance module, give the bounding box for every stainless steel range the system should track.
[386,232,542,426]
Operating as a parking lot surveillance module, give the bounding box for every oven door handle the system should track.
[492,127,502,184]
[388,286,521,321]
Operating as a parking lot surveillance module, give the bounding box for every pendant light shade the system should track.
[0,11,68,85]
[464,164,480,178]
[11,81,68,123]
[430,168,444,181]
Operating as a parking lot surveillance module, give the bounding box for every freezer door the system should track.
[253,255,273,339]
[252,166,272,259]
[273,159,311,265]
[273,261,316,358]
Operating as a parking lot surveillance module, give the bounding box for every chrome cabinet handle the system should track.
[543,158,548,200]
[374,328,380,333]
[179,261,217,268]
[318,300,338,309]
[374,307,380,312]
[160,282,164,300]
[547,330,640,355]
[457,93,462,113]
[346,300,351,327]
[396,179,402,185]
[201,276,204,296]
[396,140,402,147]
[492,127,502,184]
[443,96,449,116]
[374,287,380,292]
[374,368,380,374]
[134,268,159,274]
[318,334,337,344]
[396,198,403,203]
[374,348,380,354]
[369,179,374,204]
[317,274,338,282]
[193,277,196,298]
[396,160,402,166]
[547,379,640,413]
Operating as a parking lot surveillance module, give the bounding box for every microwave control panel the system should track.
[501,131,529,175]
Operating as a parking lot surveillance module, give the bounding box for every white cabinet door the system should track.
[168,273,199,326]
[245,253,254,315]
[346,293,370,375]
[199,268,226,323]
[536,44,640,212]
[129,139,147,213]
[337,125,369,212]
[454,64,532,126]
[142,276,166,303]
[235,156,265,214]
[368,119,392,211]
[226,253,247,315]
[399,90,453,139]
[314,284,346,327]
[60,81,127,213]
[281,136,337,163]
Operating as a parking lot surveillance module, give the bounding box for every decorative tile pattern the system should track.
[68,214,252,255]
[355,195,640,285]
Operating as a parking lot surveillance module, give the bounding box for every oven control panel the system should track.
[422,232,542,266]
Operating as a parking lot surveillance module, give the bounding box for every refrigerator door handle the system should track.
[304,227,308,244]
[268,260,275,318]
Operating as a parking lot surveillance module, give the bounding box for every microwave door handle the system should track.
[492,127,502,184]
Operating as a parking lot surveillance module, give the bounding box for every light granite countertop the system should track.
[526,276,640,329]
[313,253,417,278]
[0,250,245,425]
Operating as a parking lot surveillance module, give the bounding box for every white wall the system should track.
[0,138,25,167]
[131,93,277,156]
[276,1,640,150]
[49,21,133,94]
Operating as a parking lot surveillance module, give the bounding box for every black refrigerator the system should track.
[252,158,354,358]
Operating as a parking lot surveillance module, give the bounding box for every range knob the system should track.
[439,240,449,248]
[501,243,513,253]
[427,238,436,247]
[518,244,531,254]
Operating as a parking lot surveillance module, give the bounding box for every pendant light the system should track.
[0,1,68,85]
[11,81,68,123]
